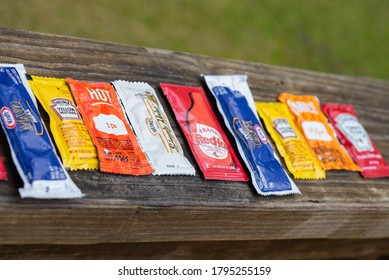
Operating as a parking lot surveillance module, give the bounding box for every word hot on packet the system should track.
[204,75,300,195]
[28,76,98,171]
[160,83,247,181]
[278,93,360,171]
[256,102,325,179]
[112,80,195,176]
[66,78,153,175]
[0,65,83,199]
[322,103,389,178]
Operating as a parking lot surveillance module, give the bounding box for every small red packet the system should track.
[160,83,248,181]
[66,78,153,175]
[322,103,389,178]
[0,155,6,180]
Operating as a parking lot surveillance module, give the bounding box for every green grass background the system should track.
[1,0,388,79]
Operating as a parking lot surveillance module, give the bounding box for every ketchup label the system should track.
[323,103,389,178]
[335,113,373,152]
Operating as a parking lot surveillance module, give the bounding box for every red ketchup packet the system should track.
[160,83,248,181]
[322,103,389,178]
[66,78,153,175]
[0,154,6,180]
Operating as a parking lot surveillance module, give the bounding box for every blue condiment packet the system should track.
[0,65,83,199]
[203,74,300,196]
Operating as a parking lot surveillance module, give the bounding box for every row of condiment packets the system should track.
[0,64,388,199]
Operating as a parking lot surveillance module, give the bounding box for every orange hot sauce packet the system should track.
[66,78,153,175]
[278,93,360,171]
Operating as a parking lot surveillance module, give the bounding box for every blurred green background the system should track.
[2,0,388,79]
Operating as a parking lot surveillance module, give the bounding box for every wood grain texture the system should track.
[0,28,389,247]
[1,239,389,260]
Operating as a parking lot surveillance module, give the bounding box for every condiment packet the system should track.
[204,75,300,195]
[28,76,98,171]
[0,65,83,198]
[66,78,153,175]
[112,80,195,176]
[160,83,248,181]
[0,153,7,180]
[256,102,325,179]
[322,103,389,178]
[278,93,361,171]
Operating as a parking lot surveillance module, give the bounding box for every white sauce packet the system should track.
[112,80,195,175]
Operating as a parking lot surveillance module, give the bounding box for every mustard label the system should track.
[29,76,98,170]
[256,102,325,179]
[50,98,80,120]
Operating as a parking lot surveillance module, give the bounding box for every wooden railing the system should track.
[0,28,388,259]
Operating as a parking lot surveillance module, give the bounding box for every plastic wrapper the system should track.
[256,102,325,179]
[160,83,248,181]
[0,65,83,198]
[322,103,389,178]
[204,74,300,195]
[278,92,360,171]
[112,80,195,175]
[0,153,7,180]
[28,76,98,171]
[66,78,153,175]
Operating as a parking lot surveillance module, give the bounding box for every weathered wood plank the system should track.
[1,239,388,260]
[0,28,388,246]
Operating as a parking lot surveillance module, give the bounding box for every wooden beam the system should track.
[0,28,388,248]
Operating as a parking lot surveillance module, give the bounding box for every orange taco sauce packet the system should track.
[66,78,153,175]
[278,93,360,171]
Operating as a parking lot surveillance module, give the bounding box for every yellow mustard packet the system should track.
[28,76,98,170]
[256,102,325,179]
